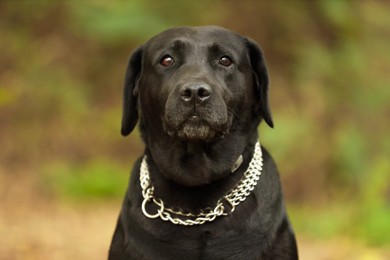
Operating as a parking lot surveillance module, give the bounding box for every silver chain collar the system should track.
[140,141,263,226]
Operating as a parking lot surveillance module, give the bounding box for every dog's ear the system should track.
[121,46,143,136]
[246,38,274,128]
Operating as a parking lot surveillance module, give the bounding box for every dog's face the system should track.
[122,26,273,144]
[143,27,255,142]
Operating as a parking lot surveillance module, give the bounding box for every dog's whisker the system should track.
[227,106,241,120]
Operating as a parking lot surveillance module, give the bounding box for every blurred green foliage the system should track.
[0,0,389,246]
[43,159,129,200]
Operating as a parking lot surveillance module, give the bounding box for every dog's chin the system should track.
[166,120,226,143]
[176,123,217,142]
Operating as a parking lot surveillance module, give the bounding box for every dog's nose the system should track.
[180,84,212,103]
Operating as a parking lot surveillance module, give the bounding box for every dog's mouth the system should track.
[164,115,228,142]
[177,116,224,142]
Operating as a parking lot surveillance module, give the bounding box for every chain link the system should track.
[140,142,263,226]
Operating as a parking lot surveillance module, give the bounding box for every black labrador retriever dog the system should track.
[109,26,298,260]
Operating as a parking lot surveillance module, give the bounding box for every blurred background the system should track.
[0,1,389,259]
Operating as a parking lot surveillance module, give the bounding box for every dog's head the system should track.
[121,26,273,144]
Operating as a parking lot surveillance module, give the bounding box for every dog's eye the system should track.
[160,55,175,67]
[219,56,233,67]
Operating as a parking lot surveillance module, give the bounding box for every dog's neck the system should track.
[139,141,263,226]
[143,132,259,211]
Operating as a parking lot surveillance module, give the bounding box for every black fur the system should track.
[109,26,298,260]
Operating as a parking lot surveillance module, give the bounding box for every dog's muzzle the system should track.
[164,82,229,142]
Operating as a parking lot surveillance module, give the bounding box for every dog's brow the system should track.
[208,43,237,58]
[209,43,221,53]
[170,39,187,50]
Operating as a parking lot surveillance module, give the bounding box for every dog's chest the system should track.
[135,224,263,260]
